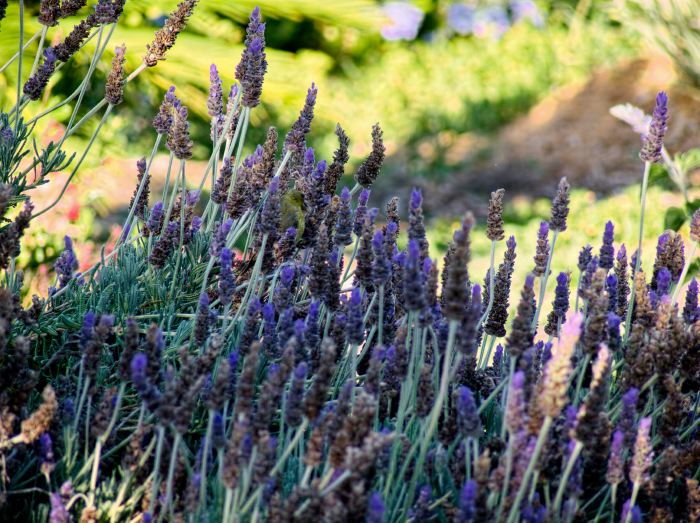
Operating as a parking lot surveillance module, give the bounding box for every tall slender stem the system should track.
[15,0,25,132]
[377,285,385,347]
[553,440,583,519]
[479,240,497,326]
[28,27,47,79]
[624,483,641,523]
[161,432,181,521]
[624,161,651,340]
[671,241,698,306]
[148,426,166,515]
[0,30,40,74]
[118,135,163,245]
[505,416,553,523]
[403,320,459,516]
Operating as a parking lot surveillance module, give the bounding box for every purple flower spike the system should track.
[684,278,699,323]
[347,287,365,345]
[367,492,386,523]
[457,480,477,523]
[235,7,267,108]
[410,187,422,211]
[284,83,318,156]
[606,430,625,487]
[210,218,233,257]
[578,244,593,272]
[640,91,668,163]
[655,267,671,297]
[599,221,615,270]
[405,240,427,312]
[617,387,639,448]
[553,272,570,318]
[456,386,481,439]
[372,230,392,286]
[218,248,236,306]
[620,500,642,523]
[208,64,223,117]
[49,492,70,523]
[55,236,78,289]
[80,312,95,349]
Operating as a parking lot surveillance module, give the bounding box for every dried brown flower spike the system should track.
[105,44,126,105]
[486,188,505,241]
[144,0,198,67]
[19,385,57,445]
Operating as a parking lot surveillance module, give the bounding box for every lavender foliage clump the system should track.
[1,9,697,523]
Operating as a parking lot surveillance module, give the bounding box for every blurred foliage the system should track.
[612,0,700,87]
[0,1,637,171]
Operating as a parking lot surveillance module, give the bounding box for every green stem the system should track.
[161,432,181,521]
[118,135,163,246]
[477,377,508,415]
[505,416,552,523]
[0,29,40,74]
[624,161,651,341]
[28,26,47,79]
[495,441,514,522]
[532,231,559,331]
[377,285,385,347]
[148,426,166,515]
[73,377,90,433]
[15,0,24,132]
[238,418,309,516]
[199,411,214,510]
[553,440,583,519]
[478,240,497,326]
[624,483,641,523]
[671,242,698,306]
[160,153,177,233]
[403,320,459,516]
[573,354,592,406]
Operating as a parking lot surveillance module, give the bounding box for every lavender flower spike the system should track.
[208,63,225,139]
[235,7,267,108]
[599,221,615,270]
[639,91,668,163]
[356,123,386,188]
[367,492,386,523]
[684,278,699,323]
[457,480,477,523]
[456,386,481,439]
[167,104,193,160]
[23,48,57,101]
[208,64,224,118]
[210,218,233,257]
[153,86,176,135]
[218,248,235,306]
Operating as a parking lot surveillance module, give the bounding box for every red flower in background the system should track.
[67,201,80,222]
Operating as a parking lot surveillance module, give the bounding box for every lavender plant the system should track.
[1,3,700,523]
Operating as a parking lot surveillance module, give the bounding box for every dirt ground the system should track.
[397,55,700,217]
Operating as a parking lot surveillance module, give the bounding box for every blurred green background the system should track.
[2,0,700,297]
